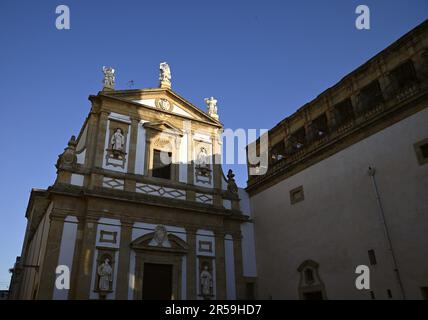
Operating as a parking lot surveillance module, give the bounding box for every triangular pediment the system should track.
[99,88,221,126]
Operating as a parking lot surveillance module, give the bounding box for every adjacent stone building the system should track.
[9,63,257,300]
[247,20,428,299]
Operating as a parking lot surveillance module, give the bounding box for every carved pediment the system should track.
[130,229,189,254]
[98,89,222,125]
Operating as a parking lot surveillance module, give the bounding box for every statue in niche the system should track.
[110,128,125,159]
[197,147,209,168]
[97,258,113,291]
[159,62,171,86]
[200,265,213,298]
[102,66,115,90]
[195,146,212,183]
[227,169,238,194]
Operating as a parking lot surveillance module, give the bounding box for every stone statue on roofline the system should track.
[102,66,115,90]
[159,62,171,89]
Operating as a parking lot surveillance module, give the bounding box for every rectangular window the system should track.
[414,138,428,165]
[421,287,428,300]
[293,127,306,146]
[312,113,329,139]
[290,186,304,205]
[368,249,377,266]
[333,98,354,127]
[287,127,306,152]
[152,149,172,179]
[390,60,417,88]
[421,144,428,159]
[359,80,383,112]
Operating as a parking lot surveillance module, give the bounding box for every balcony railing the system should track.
[395,82,420,103]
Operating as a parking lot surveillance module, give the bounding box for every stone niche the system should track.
[94,248,117,298]
[198,257,215,300]
[105,120,129,169]
[194,141,212,185]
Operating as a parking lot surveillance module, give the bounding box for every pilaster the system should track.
[94,111,109,168]
[214,230,226,299]
[232,230,245,300]
[115,220,133,299]
[186,227,197,299]
[127,118,139,174]
[37,214,66,299]
[74,216,98,299]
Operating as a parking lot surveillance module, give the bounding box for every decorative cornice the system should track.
[247,88,428,195]
[49,183,248,222]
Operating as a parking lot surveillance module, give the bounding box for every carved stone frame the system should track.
[131,231,189,300]
[134,252,183,300]
[414,137,428,165]
[297,260,328,300]
[105,121,130,169]
[144,122,183,182]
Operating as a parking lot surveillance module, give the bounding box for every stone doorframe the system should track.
[130,232,189,300]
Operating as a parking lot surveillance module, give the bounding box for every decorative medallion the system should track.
[149,225,171,248]
[156,98,172,111]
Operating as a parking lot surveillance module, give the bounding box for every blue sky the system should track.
[0,0,426,290]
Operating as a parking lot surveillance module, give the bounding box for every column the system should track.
[212,131,222,206]
[127,118,139,174]
[115,220,133,299]
[84,111,99,167]
[74,216,98,299]
[232,230,245,300]
[37,214,65,299]
[215,230,226,299]
[187,129,194,185]
[94,111,109,168]
[186,129,196,201]
[186,227,197,299]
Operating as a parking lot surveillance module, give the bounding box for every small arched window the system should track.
[297,260,327,300]
[304,268,315,285]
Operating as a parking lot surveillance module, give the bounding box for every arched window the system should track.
[304,268,315,285]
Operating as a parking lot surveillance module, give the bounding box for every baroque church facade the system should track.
[9,63,257,300]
